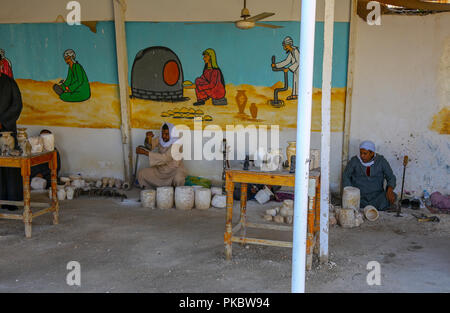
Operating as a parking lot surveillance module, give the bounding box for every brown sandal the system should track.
[286,95,298,100]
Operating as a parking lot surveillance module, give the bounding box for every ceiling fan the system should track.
[234,0,283,29]
[185,0,283,30]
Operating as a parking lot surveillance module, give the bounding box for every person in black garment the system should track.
[0,63,23,211]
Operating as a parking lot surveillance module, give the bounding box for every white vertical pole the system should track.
[320,0,335,264]
[341,0,358,188]
[291,0,317,293]
[113,0,133,188]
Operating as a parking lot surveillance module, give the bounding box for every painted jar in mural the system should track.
[286,141,296,168]
[17,128,28,151]
[250,103,258,119]
[236,90,248,114]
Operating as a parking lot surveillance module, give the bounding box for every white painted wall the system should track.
[17,124,343,191]
[19,125,126,179]
[350,13,450,195]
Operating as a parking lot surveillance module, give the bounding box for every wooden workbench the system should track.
[0,151,59,238]
[224,167,321,270]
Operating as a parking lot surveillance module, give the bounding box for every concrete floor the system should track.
[0,189,449,293]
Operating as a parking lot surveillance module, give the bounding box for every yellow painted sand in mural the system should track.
[16,79,345,131]
[17,79,121,128]
[132,83,345,131]
[430,107,450,135]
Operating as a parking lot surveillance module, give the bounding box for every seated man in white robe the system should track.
[137,122,186,188]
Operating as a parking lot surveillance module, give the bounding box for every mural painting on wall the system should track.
[131,35,320,129]
[4,22,349,131]
[131,38,304,128]
[52,49,91,102]
[0,49,14,79]
[132,47,227,123]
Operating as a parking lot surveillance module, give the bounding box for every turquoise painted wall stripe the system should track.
[0,22,118,84]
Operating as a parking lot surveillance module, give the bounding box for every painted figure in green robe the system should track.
[342,140,397,211]
[53,49,90,102]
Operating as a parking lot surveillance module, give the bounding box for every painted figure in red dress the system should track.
[194,48,227,106]
[0,49,14,79]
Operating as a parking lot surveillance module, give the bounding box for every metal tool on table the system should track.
[396,155,409,217]
[243,155,250,170]
[412,213,440,223]
[133,132,154,184]
[133,145,150,183]
[289,155,296,173]
[222,139,230,193]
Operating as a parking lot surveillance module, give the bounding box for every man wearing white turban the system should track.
[272,36,300,100]
[137,122,187,188]
[342,140,397,210]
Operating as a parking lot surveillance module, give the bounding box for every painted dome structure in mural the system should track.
[131,46,186,101]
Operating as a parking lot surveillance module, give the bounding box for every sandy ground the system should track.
[16,79,346,131]
[0,189,449,293]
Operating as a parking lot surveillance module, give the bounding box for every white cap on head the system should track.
[282,36,293,46]
[360,140,376,152]
[63,49,76,60]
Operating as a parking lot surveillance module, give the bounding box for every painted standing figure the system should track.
[193,48,227,106]
[0,49,14,79]
[272,36,300,101]
[53,49,91,102]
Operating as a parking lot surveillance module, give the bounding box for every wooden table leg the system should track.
[51,151,59,225]
[306,193,316,271]
[224,174,234,261]
[239,183,248,244]
[22,161,32,238]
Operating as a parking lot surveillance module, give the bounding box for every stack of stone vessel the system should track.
[263,199,294,224]
[337,186,364,228]
[141,186,225,210]
[175,186,195,210]
[211,187,226,208]
[141,189,156,209]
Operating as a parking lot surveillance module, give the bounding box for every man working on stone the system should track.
[31,130,61,187]
[342,140,396,211]
[0,62,23,211]
[137,122,186,188]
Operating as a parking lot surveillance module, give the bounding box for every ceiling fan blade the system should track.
[246,12,275,22]
[254,23,284,29]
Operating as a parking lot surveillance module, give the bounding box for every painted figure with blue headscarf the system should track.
[342,140,397,210]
